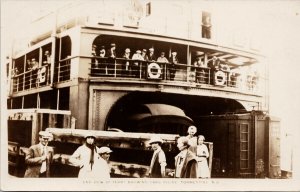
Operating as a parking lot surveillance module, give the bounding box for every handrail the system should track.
[10,55,261,95]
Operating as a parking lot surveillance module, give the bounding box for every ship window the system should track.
[146,3,151,16]
[239,123,249,169]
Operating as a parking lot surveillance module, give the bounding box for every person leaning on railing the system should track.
[122,48,131,76]
[207,56,220,85]
[106,43,116,75]
[131,50,144,78]
[98,45,107,75]
[169,51,179,81]
[194,55,206,83]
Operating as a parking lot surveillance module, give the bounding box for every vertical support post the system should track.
[50,11,57,87]
[187,44,190,82]
[56,89,60,110]
[21,96,24,109]
[114,60,117,78]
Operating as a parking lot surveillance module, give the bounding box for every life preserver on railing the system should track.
[147,63,162,79]
[214,70,226,86]
[38,66,47,83]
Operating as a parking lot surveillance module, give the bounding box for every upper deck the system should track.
[6,0,268,112]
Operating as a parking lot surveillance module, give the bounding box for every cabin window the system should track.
[240,123,249,169]
[202,11,211,39]
[146,3,151,16]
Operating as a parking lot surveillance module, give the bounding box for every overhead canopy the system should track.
[143,104,187,116]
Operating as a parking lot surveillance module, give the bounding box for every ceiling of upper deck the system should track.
[92,34,260,68]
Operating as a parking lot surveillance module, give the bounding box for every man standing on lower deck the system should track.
[170,137,198,178]
[24,131,54,177]
[148,136,167,178]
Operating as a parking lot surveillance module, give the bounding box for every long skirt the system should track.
[197,158,210,178]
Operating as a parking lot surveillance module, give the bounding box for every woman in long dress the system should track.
[69,132,100,178]
[196,135,210,178]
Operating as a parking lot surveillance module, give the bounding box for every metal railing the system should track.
[11,56,260,94]
[54,57,71,83]
[11,57,72,93]
[12,64,51,92]
[89,57,260,93]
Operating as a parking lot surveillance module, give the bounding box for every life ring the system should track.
[38,66,47,83]
[214,70,226,85]
[147,63,162,79]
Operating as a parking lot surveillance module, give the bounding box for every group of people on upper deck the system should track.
[91,43,179,80]
[90,43,236,85]
[23,126,210,179]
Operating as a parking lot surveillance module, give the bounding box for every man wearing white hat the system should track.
[147,47,157,62]
[69,132,100,178]
[148,136,166,178]
[96,146,113,178]
[131,50,144,77]
[24,131,54,177]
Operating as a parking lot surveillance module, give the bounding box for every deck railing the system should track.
[12,64,51,92]
[10,56,260,94]
[89,57,260,93]
[11,57,72,93]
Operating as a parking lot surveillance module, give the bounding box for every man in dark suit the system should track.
[24,131,54,177]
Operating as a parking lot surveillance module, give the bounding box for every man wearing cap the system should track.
[147,48,157,62]
[169,51,179,80]
[69,132,100,178]
[95,146,113,178]
[148,136,167,178]
[91,45,98,74]
[98,45,107,75]
[24,131,54,177]
[122,48,131,76]
[30,58,39,70]
[194,54,206,83]
[207,56,221,85]
[131,50,144,77]
[169,137,197,178]
[157,52,169,63]
[43,50,51,66]
[106,43,117,75]
[141,49,148,61]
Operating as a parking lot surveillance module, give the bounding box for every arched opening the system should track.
[106,91,246,134]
